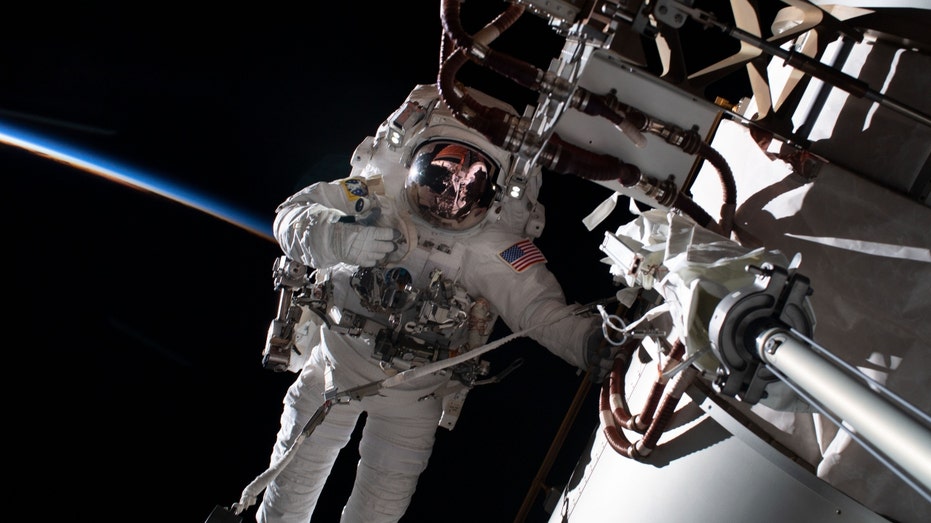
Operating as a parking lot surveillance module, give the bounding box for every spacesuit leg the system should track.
[257,356,363,523]
[339,393,443,523]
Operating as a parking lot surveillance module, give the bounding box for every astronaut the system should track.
[255,84,612,523]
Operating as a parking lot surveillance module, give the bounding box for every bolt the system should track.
[764,336,784,355]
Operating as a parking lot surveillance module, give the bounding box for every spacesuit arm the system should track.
[463,238,599,372]
[504,267,599,371]
[273,179,397,269]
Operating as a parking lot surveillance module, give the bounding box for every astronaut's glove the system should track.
[583,323,623,384]
[331,222,399,267]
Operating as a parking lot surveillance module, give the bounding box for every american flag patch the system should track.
[498,239,546,273]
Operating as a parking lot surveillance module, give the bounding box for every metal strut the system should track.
[669,0,931,128]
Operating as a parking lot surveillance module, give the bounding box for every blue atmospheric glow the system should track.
[1,120,274,241]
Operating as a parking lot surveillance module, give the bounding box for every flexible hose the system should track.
[673,192,721,234]
[601,357,636,457]
[441,0,549,95]
[632,378,666,432]
[636,366,699,457]
[630,339,685,431]
[437,48,517,148]
[437,2,523,149]
[696,141,736,235]
[541,133,642,186]
[601,338,702,459]
[440,0,524,50]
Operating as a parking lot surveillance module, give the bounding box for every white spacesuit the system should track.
[255,84,611,522]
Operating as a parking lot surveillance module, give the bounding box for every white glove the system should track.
[330,222,399,267]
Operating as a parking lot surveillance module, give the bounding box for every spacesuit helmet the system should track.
[405,139,498,231]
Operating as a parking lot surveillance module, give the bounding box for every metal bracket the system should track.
[707,262,814,403]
